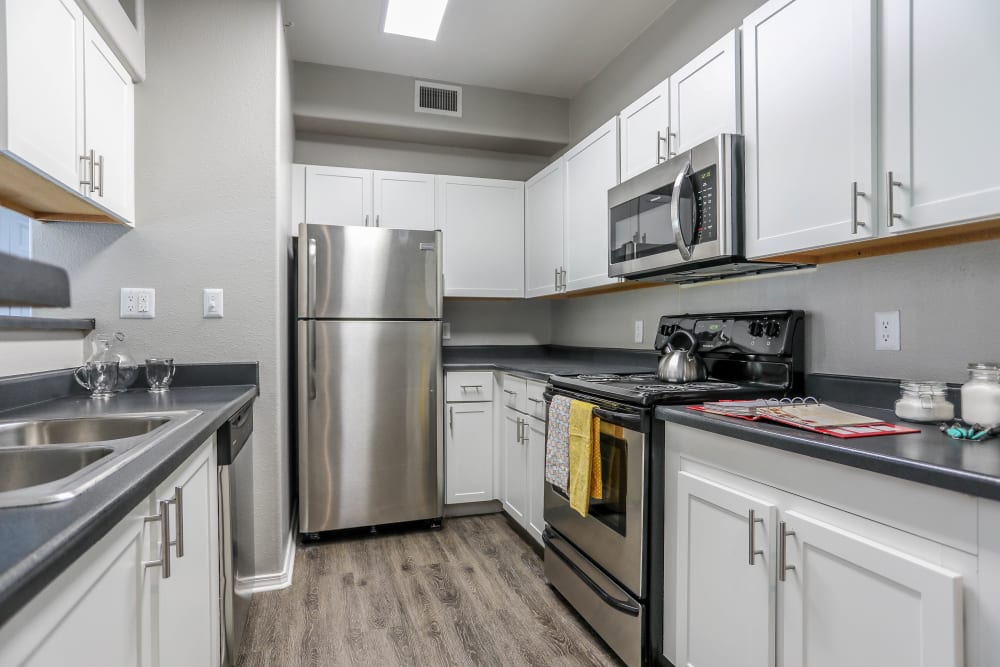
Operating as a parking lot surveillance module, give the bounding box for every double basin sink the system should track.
[0,411,200,508]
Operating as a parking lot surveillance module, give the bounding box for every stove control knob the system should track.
[748,320,765,337]
[765,320,782,338]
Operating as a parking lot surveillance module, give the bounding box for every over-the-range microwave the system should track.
[608,134,803,283]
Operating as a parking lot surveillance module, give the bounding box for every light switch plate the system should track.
[203,289,224,318]
[634,319,644,344]
[121,288,155,319]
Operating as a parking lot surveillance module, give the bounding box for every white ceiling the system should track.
[283,0,676,98]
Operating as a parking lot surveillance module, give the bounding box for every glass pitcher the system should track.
[87,332,139,392]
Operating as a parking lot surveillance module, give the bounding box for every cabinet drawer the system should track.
[502,375,528,413]
[526,379,547,420]
[445,372,494,402]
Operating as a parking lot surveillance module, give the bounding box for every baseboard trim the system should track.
[444,499,503,518]
[242,512,297,593]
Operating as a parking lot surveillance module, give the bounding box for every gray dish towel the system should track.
[545,395,571,492]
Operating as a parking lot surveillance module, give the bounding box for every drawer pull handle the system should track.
[143,499,172,578]
[778,520,796,582]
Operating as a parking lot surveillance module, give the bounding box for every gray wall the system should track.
[568,0,766,143]
[34,0,293,579]
[294,62,569,155]
[551,239,1000,383]
[296,133,548,181]
[443,300,552,347]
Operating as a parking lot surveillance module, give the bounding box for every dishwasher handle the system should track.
[217,399,254,466]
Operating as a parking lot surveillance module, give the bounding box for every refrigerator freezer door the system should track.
[298,224,442,320]
[297,319,443,533]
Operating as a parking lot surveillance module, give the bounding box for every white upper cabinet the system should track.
[373,170,436,230]
[879,0,1000,235]
[3,0,85,189]
[780,509,963,667]
[436,175,524,298]
[83,17,134,223]
[619,80,670,182]
[669,29,741,154]
[304,166,373,227]
[743,0,876,258]
[524,160,565,297]
[563,117,619,293]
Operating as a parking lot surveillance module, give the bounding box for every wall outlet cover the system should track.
[875,311,901,351]
[203,288,224,318]
[121,288,155,319]
[442,322,451,340]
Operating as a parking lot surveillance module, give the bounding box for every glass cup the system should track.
[74,360,120,399]
[145,358,175,393]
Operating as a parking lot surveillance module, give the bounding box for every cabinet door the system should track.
[83,18,135,223]
[3,0,85,189]
[619,79,669,182]
[153,439,220,667]
[502,408,528,526]
[526,416,546,545]
[779,509,963,667]
[445,402,493,504]
[305,166,373,227]
[524,160,565,297]
[373,170,436,230]
[880,0,1000,235]
[292,164,305,234]
[675,472,776,667]
[0,499,151,667]
[669,29,741,155]
[436,175,524,298]
[743,0,876,258]
[563,117,619,293]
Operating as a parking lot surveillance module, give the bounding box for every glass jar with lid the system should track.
[894,381,954,423]
[961,363,1000,426]
[87,332,139,392]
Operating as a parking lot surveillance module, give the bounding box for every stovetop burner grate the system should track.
[631,381,743,394]
[576,374,624,382]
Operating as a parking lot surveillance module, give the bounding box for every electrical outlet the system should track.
[442,322,451,340]
[634,319,644,344]
[875,311,900,351]
[203,288,224,318]
[121,288,155,319]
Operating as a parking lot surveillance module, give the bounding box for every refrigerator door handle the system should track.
[307,238,317,318]
[308,319,317,400]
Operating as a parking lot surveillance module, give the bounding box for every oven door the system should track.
[543,399,647,597]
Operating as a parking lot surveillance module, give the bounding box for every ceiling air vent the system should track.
[414,80,462,117]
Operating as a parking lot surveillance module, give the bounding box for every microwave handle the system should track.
[670,160,694,260]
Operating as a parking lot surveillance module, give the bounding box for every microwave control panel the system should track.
[691,165,718,245]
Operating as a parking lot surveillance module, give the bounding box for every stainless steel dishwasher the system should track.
[217,400,254,666]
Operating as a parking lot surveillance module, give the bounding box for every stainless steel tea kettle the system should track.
[657,329,707,383]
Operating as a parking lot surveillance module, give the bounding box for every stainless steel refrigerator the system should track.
[296,223,443,534]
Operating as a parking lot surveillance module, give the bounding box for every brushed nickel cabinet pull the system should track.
[851,181,867,234]
[79,149,96,193]
[96,154,105,197]
[169,486,184,558]
[449,406,454,433]
[144,499,172,578]
[656,130,666,163]
[886,171,902,228]
[778,520,796,582]
[748,509,765,565]
[668,130,677,157]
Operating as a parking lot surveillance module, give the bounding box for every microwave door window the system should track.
[637,186,677,258]
[610,199,639,263]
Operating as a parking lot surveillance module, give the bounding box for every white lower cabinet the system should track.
[525,415,546,544]
[501,406,528,524]
[666,424,970,667]
[445,401,493,504]
[675,472,776,667]
[0,437,220,667]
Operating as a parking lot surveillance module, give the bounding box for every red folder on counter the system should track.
[689,400,920,439]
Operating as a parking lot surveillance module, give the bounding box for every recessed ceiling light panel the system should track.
[383,0,449,41]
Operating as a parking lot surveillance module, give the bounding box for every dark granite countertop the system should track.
[656,401,1000,501]
[0,371,257,628]
[443,345,658,381]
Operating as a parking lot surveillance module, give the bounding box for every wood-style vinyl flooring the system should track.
[236,514,623,666]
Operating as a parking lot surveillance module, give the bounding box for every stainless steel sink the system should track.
[0,410,200,508]
[0,447,114,493]
[0,416,169,447]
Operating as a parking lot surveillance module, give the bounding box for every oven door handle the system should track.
[542,530,641,617]
[592,407,642,430]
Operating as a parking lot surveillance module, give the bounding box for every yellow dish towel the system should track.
[568,400,604,517]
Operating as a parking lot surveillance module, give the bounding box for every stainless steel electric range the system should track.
[542,310,805,667]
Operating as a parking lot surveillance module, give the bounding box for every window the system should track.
[0,206,32,316]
